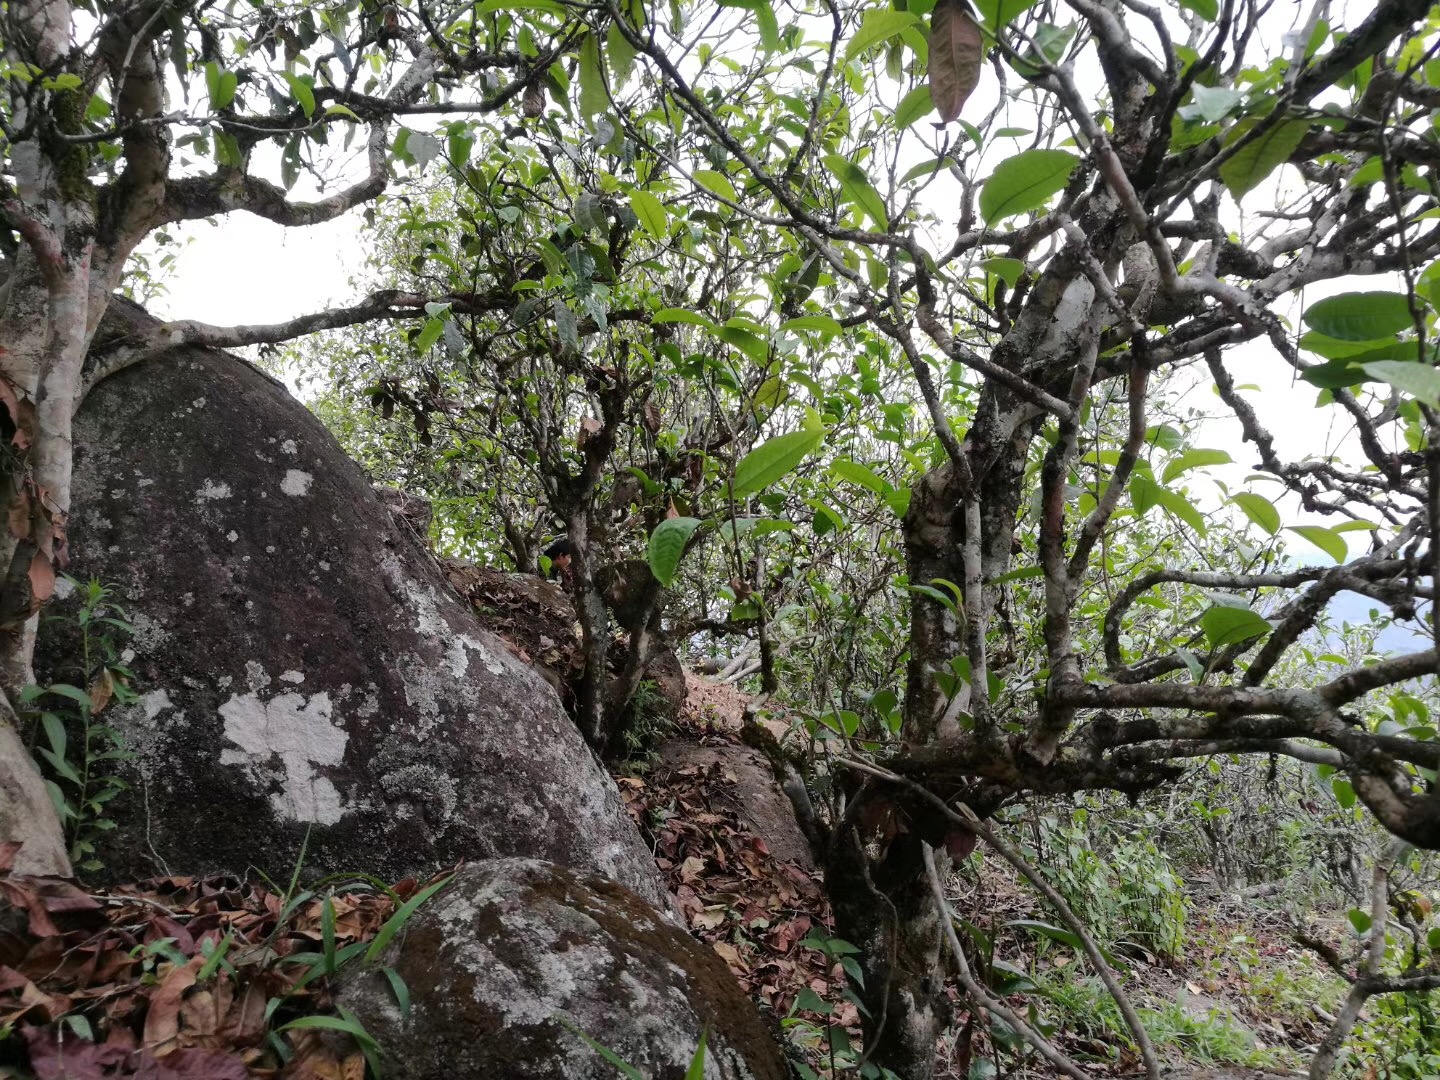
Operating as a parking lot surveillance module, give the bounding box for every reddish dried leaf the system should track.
[26,548,55,607]
[142,956,202,1053]
[929,0,982,123]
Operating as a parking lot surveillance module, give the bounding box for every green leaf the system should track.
[1201,606,1272,649]
[1288,525,1348,564]
[1303,292,1415,341]
[365,877,452,963]
[653,307,716,329]
[578,33,607,118]
[1361,360,1440,405]
[45,684,93,710]
[204,63,237,111]
[780,315,844,337]
[414,317,444,355]
[929,0,983,124]
[1346,908,1372,935]
[976,0,1040,31]
[846,10,921,60]
[1219,118,1309,200]
[693,169,738,203]
[1180,0,1218,21]
[1231,493,1280,536]
[1007,919,1083,951]
[213,130,243,168]
[894,85,936,129]
[1161,448,1232,484]
[555,1017,645,1078]
[981,256,1025,287]
[830,458,889,494]
[574,192,607,234]
[684,1030,709,1080]
[794,987,833,1015]
[282,73,315,117]
[716,323,769,363]
[41,712,66,759]
[1300,359,1368,389]
[381,966,411,1018]
[1181,84,1242,122]
[1332,777,1356,810]
[733,429,825,497]
[629,190,668,239]
[325,103,360,120]
[979,149,1079,224]
[1155,485,1208,536]
[1010,21,1076,77]
[648,517,702,587]
[1332,520,1379,533]
[823,154,889,229]
[606,21,638,88]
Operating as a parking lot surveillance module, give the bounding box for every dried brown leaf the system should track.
[929,0,983,123]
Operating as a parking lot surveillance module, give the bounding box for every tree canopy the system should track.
[5,0,1440,1074]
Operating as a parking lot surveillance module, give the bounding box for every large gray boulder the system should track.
[37,307,669,911]
[339,858,788,1080]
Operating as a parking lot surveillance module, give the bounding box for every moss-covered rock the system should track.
[38,301,670,913]
[339,858,788,1080]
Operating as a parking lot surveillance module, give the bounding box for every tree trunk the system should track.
[828,828,948,1078]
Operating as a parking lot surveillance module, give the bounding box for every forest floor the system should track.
[0,663,1373,1080]
[629,673,1362,1080]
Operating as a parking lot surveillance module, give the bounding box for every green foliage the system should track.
[25,579,138,874]
[1030,974,1285,1068]
[1035,808,1188,960]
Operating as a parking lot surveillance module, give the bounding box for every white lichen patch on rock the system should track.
[280,469,313,496]
[219,689,348,824]
[196,479,232,501]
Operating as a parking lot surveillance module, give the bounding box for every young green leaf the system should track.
[1200,606,1272,648]
[1230,493,1280,535]
[365,876,453,963]
[648,517,702,587]
[822,154,889,229]
[1219,118,1309,200]
[979,149,1079,224]
[693,169,738,203]
[414,317,444,355]
[684,1030,710,1080]
[981,256,1026,288]
[733,429,825,497]
[606,21,638,88]
[652,307,716,329]
[929,0,983,124]
[578,33,607,118]
[830,458,889,494]
[976,0,1041,31]
[846,10,921,61]
[894,85,936,129]
[1288,525,1348,564]
[629,190,668,239]
[281,73,315,117]
[780,315,844,337]
[1161,448,1232,485]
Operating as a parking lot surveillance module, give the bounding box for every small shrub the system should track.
[24,578,138,873]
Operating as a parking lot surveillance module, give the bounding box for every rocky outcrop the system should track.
[339,858,788,1080]
[36,303,669,911]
